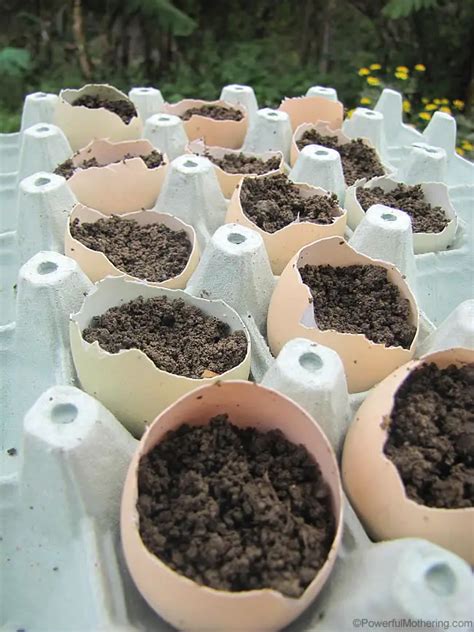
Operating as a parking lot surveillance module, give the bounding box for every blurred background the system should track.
[1,0,473,156]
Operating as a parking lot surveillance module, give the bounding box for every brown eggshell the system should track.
[226,175,347,275]
[187,139,285,198]
[121,380,343,632]
[67,138,168,214]
[279,95,343,133]
[65,204,199,287]
[342,348,473,564]
[162,99,248,148]
[267,236,419,392]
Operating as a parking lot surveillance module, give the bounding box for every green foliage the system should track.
[382,0,439,19]
[124,0,196,35]
[0,47,31,77]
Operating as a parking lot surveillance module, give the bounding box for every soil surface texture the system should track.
[137,414,335,597]
[299,264,416,348]
[384,362,474,509]
[54,150,163,179]
[82,296,248,378]
[296,130,385,185]
[356,184,449,233]
[240,173,340,233]
[70,215,191,282]
[181,104,244,121]
[205,151,281,174]
[72,94,137,124]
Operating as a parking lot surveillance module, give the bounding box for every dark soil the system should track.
[70,215,192,282]
[205,151,280,175]
[54,150,163,180]
[137,414,335,597]
[356,184,449,233]
[82,296,248,378]
[181,104,244,121]
[299,264,416,348]
[240,173,340,233]
[384,363,474,509]
[72,94,137,124]
[296,130,385,186]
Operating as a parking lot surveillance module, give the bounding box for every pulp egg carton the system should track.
[0,84,473,632]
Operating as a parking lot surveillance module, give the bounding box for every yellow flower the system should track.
[421,97,429,104]
[360,96,372,105]
[394,71,408,80]
[433,98,441,104]
[461,140,473,151]
[414,64,426,72]
[358,67,370,76]
[396,66,409,73]
[425,103,437,111]
[441,98,449,104]
[403,99,411,113]
[346,109,355,118]
[419,112,432,121]
[440,106,451,114]
[370,63,382,70]
[456,147,465,156]
[367,76,380,86]
[453,99,465,110]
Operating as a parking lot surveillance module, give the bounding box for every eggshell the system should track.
[162,99,248,148]
[345,176,458,254]
[226,175,347,275]
[187,139,285,199]
[70,277,251,437]
[278,95,343,132]
[121,380,343,632]
[55,84,142,151]
[342,348,474,564]
[65,204,199,286]
[267,236,419,392]
[66,138,168,214]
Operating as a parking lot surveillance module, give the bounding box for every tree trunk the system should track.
[72,0,92,79]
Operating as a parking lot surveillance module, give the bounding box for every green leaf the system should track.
[0,47,31,77]
[382,0,439,19]
[126,0,196,36]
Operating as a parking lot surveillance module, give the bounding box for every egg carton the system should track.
[1,87,473,631]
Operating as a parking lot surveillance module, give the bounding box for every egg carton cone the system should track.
[306,85,338,101]
[397,142,448,185]
[417,299,474,356]
[17,122,72,183]
[143,112,188,160]
[0,172,17,233]
[289,144,346,203]
[128,86,165,122]
[261,338,351,455]
[243,107,293,163]
[154,154,227,249]
[186,223,275,381]
[342,107,390,163]
[220,83,258,122]
[348,204,418,292]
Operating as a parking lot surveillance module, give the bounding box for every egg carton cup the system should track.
[243,108,294,163]
[128,86,165,123]
[143,112,188,160]
[63,138,169,214]
[289,144,347,203]
[65,204,199,286]
[187,138,285,199]
[278,94,343,132]
[342,106,390,164]
[220,84,259,122]
[306,86,338,102]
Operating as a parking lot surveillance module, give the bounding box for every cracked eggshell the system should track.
[55,84,142,151]
[70,276,251,437]
[162,99,248,148]
[278,95,343,133]
[67,139,168,214]
[65,204,199,286]
[345,176,458,254]
[121,380,343,632]
[226,174,347,275]
[342,348,474,564]
[187,139,285,199]
[267,236,419,393]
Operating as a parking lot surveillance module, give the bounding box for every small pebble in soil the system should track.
[54,150,163,180]
[240,173,340,233]
[83,296,248,378]
[70,215,192,282]
[180,104,244,121]
[384,362,474,509]
[72,94,137,124]
[137,414,335,597]
[356,184,449,234]
[299,264,416,348]
[204,151,280,175]
[296,130,385,186]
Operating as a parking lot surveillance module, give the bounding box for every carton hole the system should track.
[158,116,170,122]
[424,563,456,596]
[228,232,246,245]
[139,88,151,93]
[315,149,328,156]
[267,111,279,118]
[183,159,198,168]
[51,402,78,424]
[35,92,48,98]
[234,86,244,91]
[37,126,50,132]
[364,111,376,116]
[381,212,397,222]
[423,147,437,154]
[299,352,323,372]
[34,177,51,187]
[37,261,58,275]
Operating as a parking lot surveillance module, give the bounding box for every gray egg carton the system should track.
[0,86,473,632]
